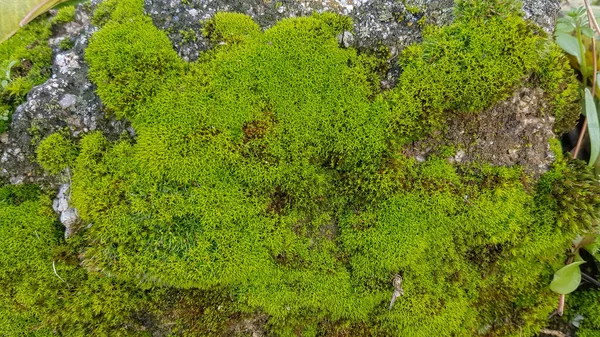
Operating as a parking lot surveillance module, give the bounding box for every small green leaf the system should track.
[556,22,576,34]
[582,26,596,38]
[585,88,600,166]
[556,33,583,65]
[550,261,585,294]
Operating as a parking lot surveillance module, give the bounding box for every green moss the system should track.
[52,5,76,25]
[567,290,600,336]
[0,184,41,205]
[59,37,74,50]
[179,28,197,43]
[538,43,581,134]
[0,15,53,133]
[388,1,562,140]
[36,133,77,174]
[0,199,62,336]
[0,103,10,133]
[203,12,261,44]
[1,0,594,335]
[86,16,184,119]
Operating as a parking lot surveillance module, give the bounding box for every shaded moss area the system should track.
[1,0,594,336]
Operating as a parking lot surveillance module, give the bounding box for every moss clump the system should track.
[0,15,53,133]
[202,12,260,44]
[36,133,77,174]
[388,0,579,140]
[59,37,74,51]
[51,5,76,25]
[537,43,581,134]
[86,11,184,119]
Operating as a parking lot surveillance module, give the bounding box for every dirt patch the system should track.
[405,87,555,177]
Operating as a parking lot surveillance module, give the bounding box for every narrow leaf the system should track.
[556,33,583,65]
[0,0,70,43]
[550,261,585,294]
[585,88,600,166]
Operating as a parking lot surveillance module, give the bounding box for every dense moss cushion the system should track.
[2,0,595,335]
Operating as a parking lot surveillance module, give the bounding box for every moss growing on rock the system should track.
[202,12,260,44]
[2,0,593,335]
[0,15,53,133]
[36,133,77,174]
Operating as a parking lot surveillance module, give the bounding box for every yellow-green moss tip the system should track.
[202,12,261,44]
[52,6,76,25]
[36,133,77,174]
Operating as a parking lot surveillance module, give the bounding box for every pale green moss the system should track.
[36,133,77,174]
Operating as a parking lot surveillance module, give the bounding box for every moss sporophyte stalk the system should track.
[1,0,597,336]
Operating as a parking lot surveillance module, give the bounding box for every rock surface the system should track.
[405,87,555,177]
[52,182,80,238]
[0,5,130,187]
[144,0,559,86]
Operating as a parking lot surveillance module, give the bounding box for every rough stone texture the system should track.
[523,0,561,34]
[143,0,455,63]
[405,87,555,177]
[144,0,559,88]
[52,183,80,238]
[0,5,131,187]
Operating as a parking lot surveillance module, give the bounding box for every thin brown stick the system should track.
[574,1,600,158]
[573,119,588,158]
[557,254,575,316]
[540,329,567,337]
[584,0,600,35]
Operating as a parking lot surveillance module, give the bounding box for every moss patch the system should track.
[1,0,591,335]
[0,15,53,133]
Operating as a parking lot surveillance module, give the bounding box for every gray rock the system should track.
[523,0,561,34]
[0,4,131,188]
[337,30,354,48]
[52,183,80,238]
[143,0,559,87]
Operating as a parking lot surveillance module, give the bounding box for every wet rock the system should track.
[0,4,131,188]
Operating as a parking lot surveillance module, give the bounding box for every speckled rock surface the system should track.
[0,5,130,187]
[143,0,560,89]
[143,0,456,63]
[523,0,561,34]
